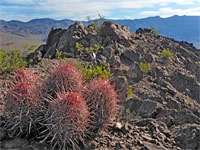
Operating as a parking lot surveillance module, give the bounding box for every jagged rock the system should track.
[170,71,200,102]
[26,48,42,64]
[136,28,151,34]
[102,47,115,59]
[124,98,143,113]
[114,122,123,130]
[172,124,200,149]
[109,56,121,68]
[111,76,128,100]
[0,129,6,140]
[142,141,168,150]
[136,100,163,118]
[1,138,29,149]
[121,50,141,63]
[100,21,131,42]
[173,109,200,125]
[126,63,143,83]
[42,22,87,58]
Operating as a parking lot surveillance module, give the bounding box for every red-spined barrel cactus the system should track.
[84,78,119,132]
[3,69,41,138]
[10,68,40,84]
[4,81,41,138]
[44,63,83,97]
[41,92,90,149]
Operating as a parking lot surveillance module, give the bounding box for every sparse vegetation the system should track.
[55,49,62,60]
[0,49,26,75]
[195,61,200,67]
[81,64,110,80]
[127,86,133,98]
[0,45,37,75]
[86,13,105,31]
[150,26,160,37]
[140,62,151,73]
[184,98,195,107]
[158,48,174,60]
[123,108,135,120]
[76,42,100,55]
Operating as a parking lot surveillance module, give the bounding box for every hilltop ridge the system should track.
[1,15,199,49]
[0,21,200,150]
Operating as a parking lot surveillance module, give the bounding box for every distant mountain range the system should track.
[0,15,199,48]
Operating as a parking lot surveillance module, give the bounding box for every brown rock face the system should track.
[10,21,200,149]
[100,21,131,41]
[42,22,87,58]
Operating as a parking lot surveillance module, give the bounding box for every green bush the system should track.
[0,45,37,75]
[55,49,62,60]
[140,62,151,73]
[195,61,200,67]
[127,86,133,98]
[0,48,27,75]
[81,64,110,80]
[160,48,174,59]
[76,42,100,55]
[150,26,160,37]
[86,13,105,31]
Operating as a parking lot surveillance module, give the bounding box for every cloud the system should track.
[1,0,200,21]
[141,7,200,17]
[29,0,200,19]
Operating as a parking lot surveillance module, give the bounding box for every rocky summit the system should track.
[1,21,200,150]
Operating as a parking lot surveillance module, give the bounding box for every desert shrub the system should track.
[160,48,174,59]
[127,86,133,98]
[0,49,27,75]
[85,44,100,55]
[55,49,62,60]
[76,42,100,55]
[55,49,67,61]
[3,69,41,138]
[40,92,90,149]
[86,13,105,31]
[81,64,110,80]
[140,62,151,73]
[83,78,119,131]
[0,45,37,75]
[150,26,160,37]
[120,108,135,121]
[75,42,84,52]
[43,63,84,96]
[195,61,200,67]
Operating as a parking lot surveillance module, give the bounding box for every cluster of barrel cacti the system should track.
[3,63,119,149]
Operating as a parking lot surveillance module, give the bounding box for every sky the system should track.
[0,0,200,21]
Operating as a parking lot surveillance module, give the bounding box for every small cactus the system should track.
[41,92,90,149]
[4,81,41,138]
[3,69,41,138]
[84,78,119,132]
[44,63,83,97]
[10,68,40,84]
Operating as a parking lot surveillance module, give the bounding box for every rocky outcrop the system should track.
[3,21,200,149]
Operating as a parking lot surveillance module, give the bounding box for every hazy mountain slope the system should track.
[109,15,200,48]
[0,15,199,49]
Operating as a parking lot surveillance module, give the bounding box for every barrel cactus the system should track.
[40,92,91,149]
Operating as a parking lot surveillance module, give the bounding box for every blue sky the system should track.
[0,0,200,21]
